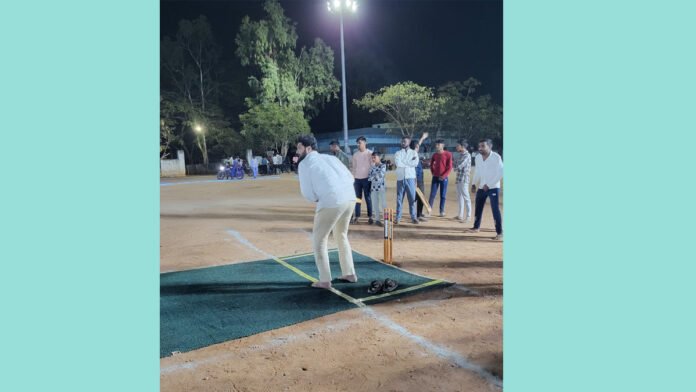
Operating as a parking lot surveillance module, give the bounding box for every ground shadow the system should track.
[394,260,503,269]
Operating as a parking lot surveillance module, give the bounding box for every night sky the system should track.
[161,0,502,133]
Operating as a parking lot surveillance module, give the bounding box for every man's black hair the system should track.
[329,140,340,146]
[479,138,493,147]
[457,139,468,149]
[296,135,317,149]
[371,151,381,157]
[435,139,445,145]
[356,136,367,143]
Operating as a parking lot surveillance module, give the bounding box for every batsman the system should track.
[295,135,358,289]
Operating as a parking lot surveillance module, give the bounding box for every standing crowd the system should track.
[294,133,503,289]
[325,133,503,240]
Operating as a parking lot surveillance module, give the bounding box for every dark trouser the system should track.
[416,179,425,217]
[428,177,449,214]
[353,178,372,218]
[473,188,502,234]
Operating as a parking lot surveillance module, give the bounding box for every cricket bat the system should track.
[415,187,432,214]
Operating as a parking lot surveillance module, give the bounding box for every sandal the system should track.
[367,280,383,294]
[382,278,399,293]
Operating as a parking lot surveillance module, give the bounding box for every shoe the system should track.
[411,219,419,224]
[368,218,374,225]
[453,216,464,221]
[382,278,399,293]
[375,221,383,227]
[418,216,428,222]
[469,227,480,233]
[395,220,400,225]
[439,212,446,217]
[350,217,359,224]
[493,234,503,241]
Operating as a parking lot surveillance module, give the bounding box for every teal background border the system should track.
[1,0,694,390]
[505,0,695,391]
[1,0,159,390]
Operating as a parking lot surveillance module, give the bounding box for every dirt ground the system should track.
[160,170,503,392]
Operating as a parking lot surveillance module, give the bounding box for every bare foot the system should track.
[311,281,332,289]
[338,274,357,283]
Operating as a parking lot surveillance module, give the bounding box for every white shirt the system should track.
[298,151,356,211]
[273,155,282,165]
[472,151,503,189]
[394,147,419,180]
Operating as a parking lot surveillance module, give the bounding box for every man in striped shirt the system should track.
[453,139,472,222]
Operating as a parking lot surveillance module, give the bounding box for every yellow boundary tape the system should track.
[359,279,445,303]
[271,254,365,308]
[276,251,445,308]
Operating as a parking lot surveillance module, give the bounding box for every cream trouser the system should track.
[313,201,356,283]
[371,189,387,222]
[456,180,472,219]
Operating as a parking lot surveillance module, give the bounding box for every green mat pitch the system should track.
[160,250,450,357]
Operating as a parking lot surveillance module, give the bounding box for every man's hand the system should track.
[483,185,489,192]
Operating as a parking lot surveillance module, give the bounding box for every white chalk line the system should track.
[224,229,501,389]
[362,307,502,389]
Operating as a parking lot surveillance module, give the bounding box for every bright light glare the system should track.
[351,2,357,12]
[327,1,332,12]
[333,0,340,10]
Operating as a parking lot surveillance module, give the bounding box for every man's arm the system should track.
[442,152,453,179]
[298,165,318,202]
[486,154,504,188]
[350,152,357,176]
[394,150,406,168]
[405,150,419,168]
[471,155,480,192]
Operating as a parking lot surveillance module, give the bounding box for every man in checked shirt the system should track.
[453,139,473,223]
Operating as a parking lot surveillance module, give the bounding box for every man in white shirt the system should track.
[296,135,358,289]
[470,138,503,240]
[394,136,420,224]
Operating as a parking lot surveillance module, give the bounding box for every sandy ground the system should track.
[160,170,503,391]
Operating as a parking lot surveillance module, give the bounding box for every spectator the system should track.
[394,136,419,224]
[428,139,453,217]
[329,140,352,170]
[470,138,504,241]
[368,151,387,227]
[410,132,429,222]
[350,136,373,224]
[453,139,472,222]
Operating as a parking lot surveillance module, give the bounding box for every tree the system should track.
[434,78,503,144]
[353,81,445,138]
[161,15,222,164]
[235,0,339,156]
[240,100,310,157]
